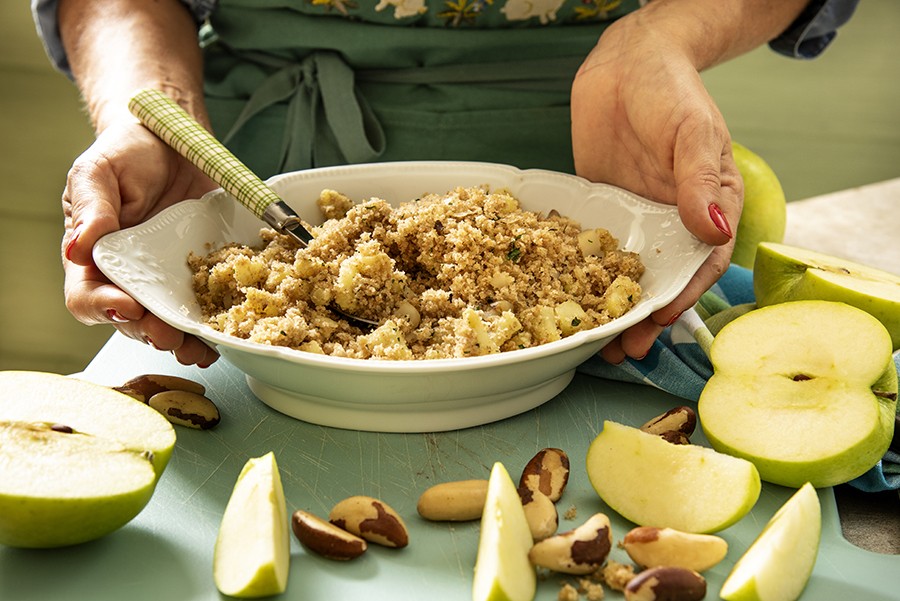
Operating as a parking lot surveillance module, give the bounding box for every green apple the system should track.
[731,141,787,269]
[720,482,821,601]
[699,300,898,488]
[214,451,290,598]
[472,462,536,601]
[754,241,900,349]
[0,370,176,548]
[585,420,760,534]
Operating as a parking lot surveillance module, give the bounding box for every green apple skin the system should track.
[0,371,177,548]
[213,452,290,599]
[699,301,897,488]
[585,421,761,534]
[472,462,536,601]
[753,241,900,349]
[731,141,787,269]
[720,482,821,601]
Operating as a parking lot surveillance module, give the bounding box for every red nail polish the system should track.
[143,336,159,350]
[107,309,129,323]
[665,310,684,327]
[708,203,733,239]
[64,225,83,261]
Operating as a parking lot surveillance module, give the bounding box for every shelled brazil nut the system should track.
[329,495,409,548]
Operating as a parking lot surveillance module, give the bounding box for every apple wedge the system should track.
[699,300,897,488]
[0,371,176,548]
[586,421,760,534]
[473,462,536,601]
[214,451,290,598]
[720,482,821,601]
[753,241,900,349]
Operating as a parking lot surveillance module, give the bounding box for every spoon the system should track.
[128,88,379,329]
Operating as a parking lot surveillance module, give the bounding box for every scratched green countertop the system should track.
[0,334,895,601]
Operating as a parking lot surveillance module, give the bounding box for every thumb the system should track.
[673,139,742,247]
[62,156,124,266]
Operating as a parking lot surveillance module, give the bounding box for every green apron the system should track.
[202,0,641,178]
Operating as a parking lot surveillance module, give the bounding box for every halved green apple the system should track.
[214,451,290,598]
[472,462,536,601]
[699,300,897,488]
[753,241,900,349]
[0,371,176,548]
[586,421,760,534]
[720,482,821,601]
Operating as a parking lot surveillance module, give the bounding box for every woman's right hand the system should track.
[61,119,220,367]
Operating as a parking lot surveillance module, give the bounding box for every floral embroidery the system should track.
[500,0,566,24]
[303,0,634,24]
[375,0,429,19]
[573,0,623,21]
[308,0,360,16]
[439,0,493,26]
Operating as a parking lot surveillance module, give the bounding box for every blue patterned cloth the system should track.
[578,264,900,493]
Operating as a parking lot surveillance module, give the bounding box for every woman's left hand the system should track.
[571,9,743,364]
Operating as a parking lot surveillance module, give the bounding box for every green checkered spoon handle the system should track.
[128,88,313,246]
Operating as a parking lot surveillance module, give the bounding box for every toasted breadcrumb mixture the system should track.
[189,186,644,360]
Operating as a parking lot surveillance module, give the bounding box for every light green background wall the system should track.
[1,2,899,373]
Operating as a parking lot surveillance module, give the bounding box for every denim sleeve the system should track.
[30,0,217,78]
[769,0,860,59]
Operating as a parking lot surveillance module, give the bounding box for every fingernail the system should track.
[143,336,159,350]
[708,203,733,239]
[107,309,129,323]
[64,224,84,261]
[665,310,684,327]
[634,352,648,361]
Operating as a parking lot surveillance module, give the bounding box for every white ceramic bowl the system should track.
[94,161,712,432]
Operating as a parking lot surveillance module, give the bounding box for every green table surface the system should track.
[1,334,896,600]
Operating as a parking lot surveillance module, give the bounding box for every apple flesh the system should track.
[472,462,536,601]
[753,241,900,349]
[731,141,787,269]
[585,420,760,534]
[0,371,176,548]
[214,451,290,598]
[699,300,897,488]
[720,482,821,601]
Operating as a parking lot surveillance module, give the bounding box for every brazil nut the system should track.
[622,526,728,573]
[528,512,612,574]
[640,406,696,439]
[292,509,367,560]
[517,484,558,541]
[113,373,206,403]
[623,566,706,601]
[147,390,220,429]
[417,479,488,522]
[519,447,570,502]
[329,496,409,548]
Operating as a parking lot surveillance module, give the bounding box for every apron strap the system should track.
[220,49,583,172]
[222,51,386,172]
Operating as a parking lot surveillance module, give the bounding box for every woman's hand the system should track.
[62,120,220,366]
[571,11,743,364]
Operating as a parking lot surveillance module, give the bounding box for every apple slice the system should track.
[472,462,536,601]
[699,300,897,488]
[720,482,821,601]
[586,421,760,534]
[213,451,290,598]
[753,241,900,349]
[0,371,176,548]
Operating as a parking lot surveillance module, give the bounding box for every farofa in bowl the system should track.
[188,185,644,360]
